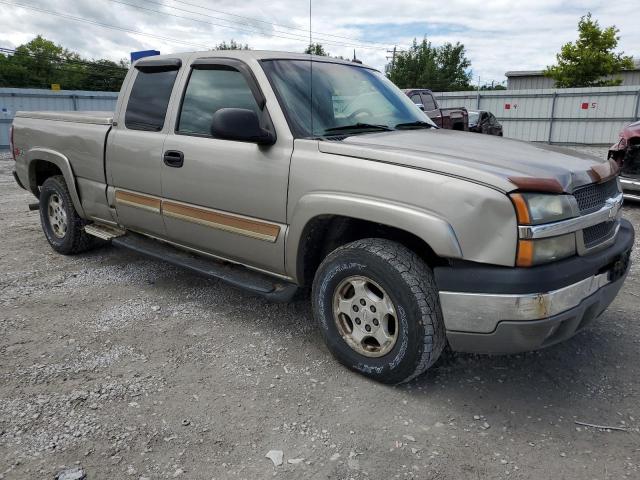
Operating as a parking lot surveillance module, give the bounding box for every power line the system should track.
[105,0,389,50]
[0,0,213,50]
[159,0,392,47]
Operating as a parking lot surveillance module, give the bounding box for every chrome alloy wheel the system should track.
[47,193,68,239]
[332,275,398,357]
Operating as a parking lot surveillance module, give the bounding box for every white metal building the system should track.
[506,60,640,90]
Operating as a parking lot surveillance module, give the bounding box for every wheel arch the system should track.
[26,148,86,217]
[286,193,463,285]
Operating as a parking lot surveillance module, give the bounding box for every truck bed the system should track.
[15,110,114,125]
[12,110,114,222]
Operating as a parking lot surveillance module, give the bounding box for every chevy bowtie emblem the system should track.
[605,197,620,219]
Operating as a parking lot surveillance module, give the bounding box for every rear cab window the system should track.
[422,93,437,111]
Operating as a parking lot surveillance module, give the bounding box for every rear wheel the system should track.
[39,175,94,254]
[312,238,446,384]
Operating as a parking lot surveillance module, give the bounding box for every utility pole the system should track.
[386,46,397,69]
[476,75,481,109]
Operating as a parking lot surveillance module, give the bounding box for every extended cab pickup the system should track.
[11,51,634,384]
[403,88,469,130]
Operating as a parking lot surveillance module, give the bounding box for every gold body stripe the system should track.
[163,201,280,243]
[115,190,161,213]
[114,189,280,242]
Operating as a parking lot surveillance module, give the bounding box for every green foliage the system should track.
[0,35,129,91]
[305,43,328,56]
[480,83,506,90]
[544,13,634,88]
[386,38,472,91]
[215,39,250,50]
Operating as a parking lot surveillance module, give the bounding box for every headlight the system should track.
[516,233,576,267]
[510,193,578,266]
[510,193,576,225]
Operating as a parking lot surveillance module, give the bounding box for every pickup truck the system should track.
[10,51,634,384]
[403,88,469,130]
[608,120,640,201]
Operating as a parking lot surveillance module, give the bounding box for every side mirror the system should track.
[211,108,276,145]
[415,103,425,111]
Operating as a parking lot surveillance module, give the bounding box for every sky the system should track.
[0,0,638,86]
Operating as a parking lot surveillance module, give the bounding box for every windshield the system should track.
[468,111,480,125]
[261,59,436,137]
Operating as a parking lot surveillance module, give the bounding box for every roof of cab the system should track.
[132,50,375,70]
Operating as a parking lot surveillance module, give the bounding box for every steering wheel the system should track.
[347,108,373,121]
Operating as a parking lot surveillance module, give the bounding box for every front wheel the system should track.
[311,238,446,384]
[39,175,95,255]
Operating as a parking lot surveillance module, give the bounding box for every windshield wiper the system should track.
[395,121,435,130]
[324,123,393,135]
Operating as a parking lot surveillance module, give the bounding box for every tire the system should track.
[39,175,94,255]
[311,238,446,384]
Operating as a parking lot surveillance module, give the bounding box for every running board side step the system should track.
[111,232,298,302]
[84,223,126,240]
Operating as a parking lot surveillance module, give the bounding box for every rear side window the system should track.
[422,93,437,111]
[177,67,260,136]
[125,69,179,131]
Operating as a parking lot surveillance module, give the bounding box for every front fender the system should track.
[26,148,86,217]
[285,192,463,281]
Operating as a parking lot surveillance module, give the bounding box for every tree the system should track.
[83,59,130,91]
[544,13,634,88]
[386,38,472,91]
[0,35,128,91]
[215,40,250,50]
[305,43,328,56]
[480,83,506,91]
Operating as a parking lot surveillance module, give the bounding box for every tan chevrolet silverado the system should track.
[10,51,635,384]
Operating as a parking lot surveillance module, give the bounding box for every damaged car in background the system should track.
[468,110,503,136]
[609,120,640,201]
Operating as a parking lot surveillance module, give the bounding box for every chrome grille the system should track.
[582,221,617,249]
[573,179,619,215]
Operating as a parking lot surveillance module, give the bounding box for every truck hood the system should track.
[318,129,615,193]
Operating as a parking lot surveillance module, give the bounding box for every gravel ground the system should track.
[1,152,639,480]
[565,146,609,159]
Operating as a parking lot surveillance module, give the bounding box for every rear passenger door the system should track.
[421,92,441,127]
[160,58,292,274]
[106,58,183,237]
[488,113,500,135]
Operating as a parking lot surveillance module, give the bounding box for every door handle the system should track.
[163,150,184,168]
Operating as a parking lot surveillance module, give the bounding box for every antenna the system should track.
[309,0,312,49]
[309,0,313,136]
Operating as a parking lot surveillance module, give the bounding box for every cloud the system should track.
[0,0,638,85]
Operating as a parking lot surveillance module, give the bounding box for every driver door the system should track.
[160,58,292,274]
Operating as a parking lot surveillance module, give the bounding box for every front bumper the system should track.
[435,219,634,354]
